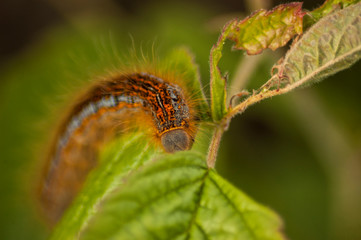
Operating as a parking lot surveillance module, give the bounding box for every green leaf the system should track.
[209,23,233,121]
[50,132,161,240]
[167,47,210,121]
[209,3,305,121]
[80,151,284,240]
[227,3,305,55]
[265,2,361,91]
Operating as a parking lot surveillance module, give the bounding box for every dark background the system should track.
[1,0,361,239]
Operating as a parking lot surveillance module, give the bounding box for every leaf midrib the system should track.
[184,170,209,240]
[210,176,257,240]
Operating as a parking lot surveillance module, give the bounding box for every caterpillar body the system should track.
[40,71,199,224]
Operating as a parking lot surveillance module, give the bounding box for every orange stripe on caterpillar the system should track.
[40,72,198,224]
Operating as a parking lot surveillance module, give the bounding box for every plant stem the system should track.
[208,75,281,168]
[207,127,223,168]
[207,119,230,168]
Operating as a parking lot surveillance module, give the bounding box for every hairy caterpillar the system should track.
[39,59,204,224]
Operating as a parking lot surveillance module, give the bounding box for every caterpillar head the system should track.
[160,129,193,153]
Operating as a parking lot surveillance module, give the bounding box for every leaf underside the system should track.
[265,2,361,91]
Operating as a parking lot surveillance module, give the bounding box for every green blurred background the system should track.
[1,0,361,239]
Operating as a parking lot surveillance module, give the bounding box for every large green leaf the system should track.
[80,152,284,240]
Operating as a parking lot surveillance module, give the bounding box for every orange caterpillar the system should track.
[40,71,199,224]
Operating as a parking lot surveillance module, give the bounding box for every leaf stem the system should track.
[228,75,282,118]
[207,128,223,168]
[208,75,281,168]
[207,119,229,168]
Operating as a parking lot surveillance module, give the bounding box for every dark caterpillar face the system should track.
[160,129,193,153]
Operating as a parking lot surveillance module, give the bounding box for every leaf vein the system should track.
[209,176,258,240]
[184,171,209,240]
[115,173,207,229]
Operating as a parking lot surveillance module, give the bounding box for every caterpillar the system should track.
[39,65,202,224]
